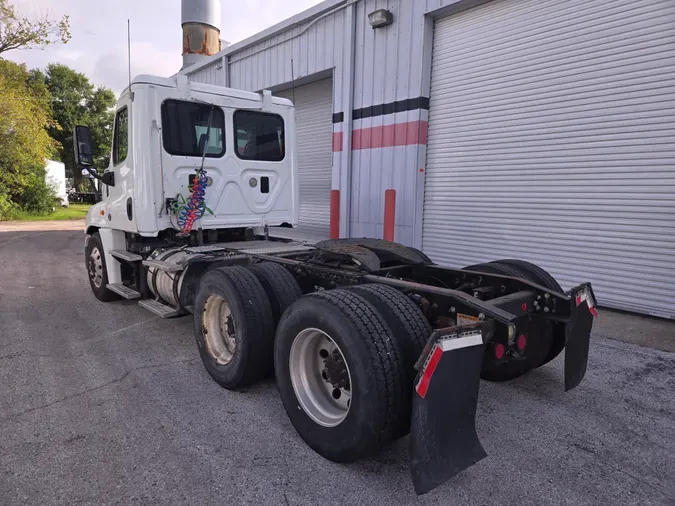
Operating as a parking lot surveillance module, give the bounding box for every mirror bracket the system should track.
[101,171,115,186]
[82,167,115,187]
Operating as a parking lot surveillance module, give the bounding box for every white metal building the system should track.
[181,0,675,319]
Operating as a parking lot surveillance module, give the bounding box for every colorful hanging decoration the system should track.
[172,169,213,236]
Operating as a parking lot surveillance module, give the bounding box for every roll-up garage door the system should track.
[278,78,333,239]
[422,0,675,318]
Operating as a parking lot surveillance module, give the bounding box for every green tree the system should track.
[43,64,116,186]
[0,58,56,218]
[0,0,70,53]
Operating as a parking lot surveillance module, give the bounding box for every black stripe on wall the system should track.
[331,96,430,123]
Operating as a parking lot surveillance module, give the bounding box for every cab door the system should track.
[105,101,137,231]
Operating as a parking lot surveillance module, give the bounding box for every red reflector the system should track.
[415,346,443,399]
[521,303,528,312]
[494,343,505,360]
[589,306,599,318]
[517,334,527,351]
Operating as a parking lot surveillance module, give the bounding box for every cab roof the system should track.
[121,74,294,108]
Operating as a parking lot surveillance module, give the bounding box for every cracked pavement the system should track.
[1,228,674,505]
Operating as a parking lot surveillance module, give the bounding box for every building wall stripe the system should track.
[332,131,344,152]
[331,96,430,123]
[333,120,428,152]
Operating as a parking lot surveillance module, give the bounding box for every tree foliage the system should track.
[0,0,70,53]
[0,58,56,217]
[41,64,116,185]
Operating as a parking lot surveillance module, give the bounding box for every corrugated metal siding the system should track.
[188,60,224,86]
[277,79,334,238]
[423,0,675,318]
[347,0,434,245]
[229,12,345,92]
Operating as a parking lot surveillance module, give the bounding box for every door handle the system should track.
[126,197,133,221]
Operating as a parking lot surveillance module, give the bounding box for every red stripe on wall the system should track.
[332,131,344,152]
[352,120,428,150]
[332,121,428,152]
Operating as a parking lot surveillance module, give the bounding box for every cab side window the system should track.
[234,111,285,162]
[113,107,129,165]
[161,100,225,157]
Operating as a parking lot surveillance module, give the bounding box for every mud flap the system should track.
[409,330,487,495]
[564,284,597,391]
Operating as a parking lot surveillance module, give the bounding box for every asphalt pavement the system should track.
[0,226,673,506]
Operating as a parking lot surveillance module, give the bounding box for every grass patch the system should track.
[14,203,91,221]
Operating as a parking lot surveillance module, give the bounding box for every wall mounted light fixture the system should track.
[368,9,394,29]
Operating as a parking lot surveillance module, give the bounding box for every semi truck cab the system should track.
[78,74,298,238]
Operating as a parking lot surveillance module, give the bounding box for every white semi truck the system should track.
[73,74,597,495]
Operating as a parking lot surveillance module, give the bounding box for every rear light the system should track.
[494,343,505,360]
[516,334,527,351]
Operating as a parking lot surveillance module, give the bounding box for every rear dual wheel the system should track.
[490,259,565,367]
[194,268,431,462]
[193,266,275,389]
[346,284,431,439]
[464,259,563,382]
[275,287,430,462]
[193,263,302,389]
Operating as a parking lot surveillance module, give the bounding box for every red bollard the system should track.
[330,190,340,239]
[383,189,396,242]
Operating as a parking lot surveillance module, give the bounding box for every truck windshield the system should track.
[161,100,225,157]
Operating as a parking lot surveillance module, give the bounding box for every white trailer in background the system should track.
[45,159,69,208]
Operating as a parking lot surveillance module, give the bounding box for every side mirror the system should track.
[73,125,95,167]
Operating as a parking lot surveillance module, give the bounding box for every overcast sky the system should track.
[5,0,323,95]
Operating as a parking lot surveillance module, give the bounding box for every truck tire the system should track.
[274,289,405,462]
[464,261,529,279]
[347,283,431,439]
[462,261,552,382]
[488,259,565,367]
[248,262,302,324]
[85,232,119,302]
[193,266,275,390]
[491,259,562,293]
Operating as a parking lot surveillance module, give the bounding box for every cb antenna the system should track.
[290,58,296,105]
[127,19,132,90]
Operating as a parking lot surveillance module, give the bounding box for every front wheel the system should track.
[85,232,118,302]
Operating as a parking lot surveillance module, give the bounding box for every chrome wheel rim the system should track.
[88,246,103,288]
[289,328,352,427]
[202,294,236,365]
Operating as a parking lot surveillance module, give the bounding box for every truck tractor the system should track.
[73,74,597,495]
